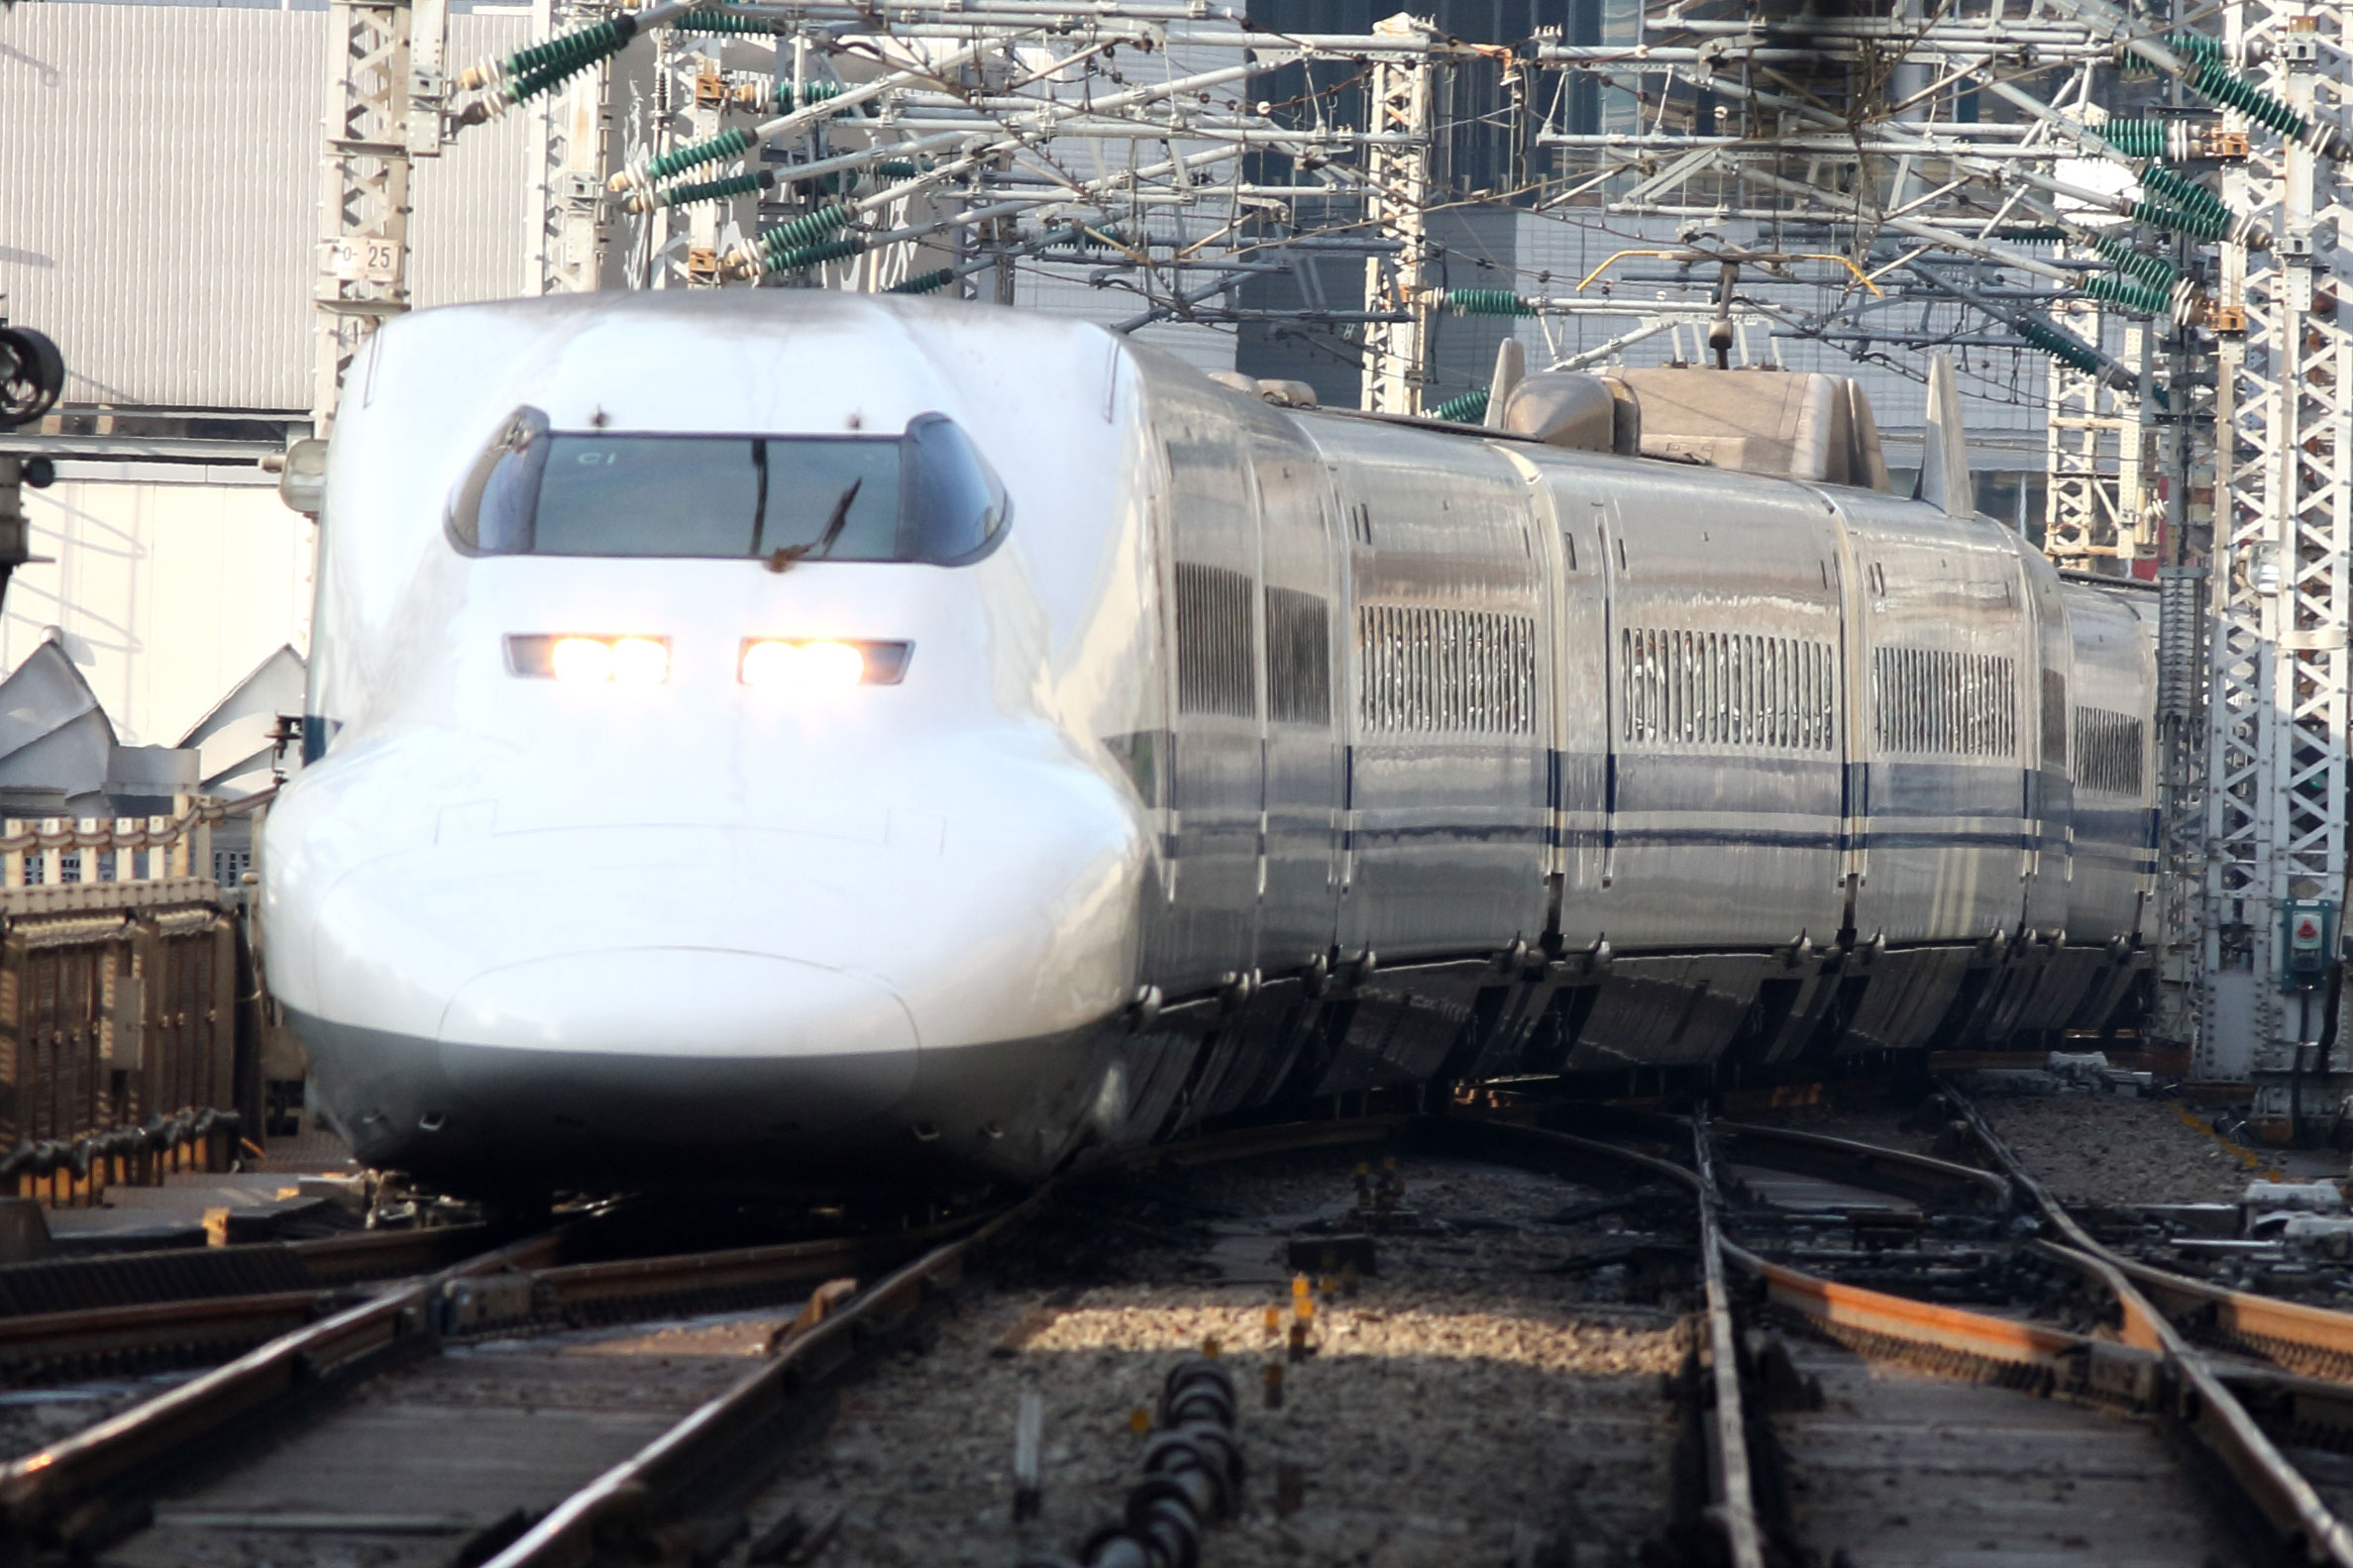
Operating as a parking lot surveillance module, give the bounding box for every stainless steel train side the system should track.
[1118,338,2155,1111]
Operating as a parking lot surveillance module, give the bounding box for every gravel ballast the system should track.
[741,1153,1682,1567]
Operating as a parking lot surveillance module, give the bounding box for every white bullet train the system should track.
[263,291,2156,1195]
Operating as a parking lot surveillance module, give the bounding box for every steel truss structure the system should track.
[2044,299,2153,573]
[314,0,435,429]
[303,0,2353,1106]
[2202,2,2353,1121]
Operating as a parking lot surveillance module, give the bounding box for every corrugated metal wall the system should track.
[415,14,536,309]
[0,6,532,412]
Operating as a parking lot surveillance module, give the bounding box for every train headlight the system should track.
[550,637,614,683]
[740,639,866,691]
[607,637,670,684]
[507,634,672,683]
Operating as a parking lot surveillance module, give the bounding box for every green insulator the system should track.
[774,79,861,110]
[2020,319,2104,374]
[506,18,629,78]
[2191,56,2306,139]
[2165,30,2225,66]
[2141,163,2229,222]
[2129,198,2228,242]
[1428,389,1489,424]
[662,170,767,209]
[1445,289,1535,317]
[2102,119,2172,159]
[508,22,635,103]
[757,203,852,261]
[2092,233,2178,289]
[508,57,584,102]
[2086,273,2175,316]
[888,268,957,295]
[876,160,919,178]
[682,11,786,32]
[647,127,753,183]
[769,236,862,272]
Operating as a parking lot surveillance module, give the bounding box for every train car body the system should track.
[263,293,2154,1195]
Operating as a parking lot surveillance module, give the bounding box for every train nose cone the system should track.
[428,948,921,1146]
[439,947,916,1064]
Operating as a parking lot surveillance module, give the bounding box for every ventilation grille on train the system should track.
[2042,669,2069,768]
[1357,605,1535,735]
[1175,561,1256,718]
[1265,587,1332,725]
[2075,707,2145,795]
[1873,647,2018,758]
[1619,629,1837,752]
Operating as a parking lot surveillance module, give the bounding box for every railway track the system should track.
[1693,1091,2353,1564]
[9,1102,2353,1565]
[0,1220,525,1389]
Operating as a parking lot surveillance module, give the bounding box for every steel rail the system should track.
[1943,1084,2353,1380]
[1505,1109,2353,1565]
[0,1117,1417,1562]
[0,1225,569,1550]
[0,1213,986,1554]
[1712,1119,2013,1209]
[1940,1085,2353,1565]
[0,1226,549,1388]
[480,1114,1414,1568]
[1440,1115,2317,1557]
[29,1103,2332,1566]
[1689,1114,1768,1568]
[480,1213,1032,1567]
[1729,1243,2125,1383]
[0,1292,324,1381]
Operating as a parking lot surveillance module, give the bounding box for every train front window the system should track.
[449,409,1010,565]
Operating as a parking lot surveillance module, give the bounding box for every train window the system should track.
[1176,563,1256,717]
[453,406,550,553]
[2074,707,2145,794]
[446,408,1009,565]
[1872,647,2017,758]
[1356,605,1535,735]
[1266,588,1332,725]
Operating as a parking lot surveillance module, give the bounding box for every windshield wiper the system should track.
[764,477,863,574]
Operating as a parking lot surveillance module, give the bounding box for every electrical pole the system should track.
[2201,4,2353,1136]
[1358,13,1436,415]
[313,0,436,429]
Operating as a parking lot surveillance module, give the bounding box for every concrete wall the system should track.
[6,470,312,748]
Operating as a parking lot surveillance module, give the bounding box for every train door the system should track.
[1158,391,1264,997]
[1310,419,1548,963]
[1512,453,1607,944]
[2018,548,2074,940]
[1843,509,2031,950]
[1598,470,1848,953]
[1248,413,1344,975]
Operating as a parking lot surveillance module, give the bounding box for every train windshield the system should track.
[448,408,1009,565]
